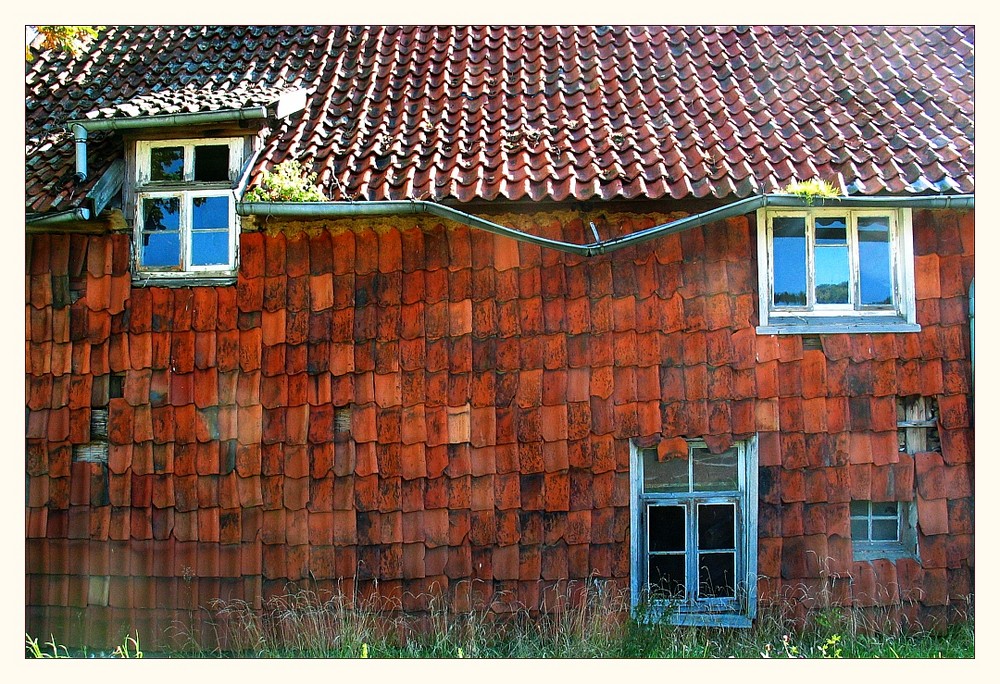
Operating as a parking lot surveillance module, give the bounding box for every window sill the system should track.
[638,606,753,628]
[852,546,919,563]
[132,273,237,288]
[757,315,920,335]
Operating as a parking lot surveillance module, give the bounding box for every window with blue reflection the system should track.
[150,147,184,181]
[192,196,230,229]
[142,197,180,231]
[141,197,181,267]
[135,137,243,277]
[858,217,893,306]
[814,216,849,304]
[772,217,807,306]
[191,196,231,266]
[191,232,230,266]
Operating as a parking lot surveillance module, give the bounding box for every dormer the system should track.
[65,86,306,285]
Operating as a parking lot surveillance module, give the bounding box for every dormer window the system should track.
[756,207,919,334]
[133,137,246,282]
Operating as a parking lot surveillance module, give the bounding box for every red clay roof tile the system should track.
[31,27,969,209]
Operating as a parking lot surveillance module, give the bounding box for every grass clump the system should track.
[25,633,69,658]
[26,630,144,659]
[781,178,841,202]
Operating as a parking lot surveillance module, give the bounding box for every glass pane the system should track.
[150,147,184,181]
[141,232,180,267]
[850,500,869,517]
[194,144,231,181]
[191,231,231,266]
[858,216,893,306]
[643,447,689,493]
[872,519,899,541]
[649,555,686,599]
[814,255,849,306]
[192,196,230,229]
[692,446,739,492]
[698,552,735,598]
[814,216,847,244]
[142,197,180,231]
[851,518,869,541]
[813,216,850,304]
[772,217,807,306]
[648,505,685,552]
[872,501,898,517]
[698,504,735,550]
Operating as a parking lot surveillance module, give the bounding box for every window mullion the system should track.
[766,216,776,308]
[848,213,860,309]
[180,193,191,270]
[183,143,194,181]
[889,211,901,307]
[805,215,816,308]
[687,500,697,603]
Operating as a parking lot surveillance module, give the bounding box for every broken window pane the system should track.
[698,552,735,598]
[194,144,230,182]
[649,555,686,599]
[698,504,735,550]
[648,505,685,552]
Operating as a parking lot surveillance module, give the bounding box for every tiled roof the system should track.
[25,25,974,214]
[67,84,304,122]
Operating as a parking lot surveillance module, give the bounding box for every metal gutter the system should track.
[25,208,92,226]
[238,193,974,257]
[67,107,270,134]
[67,107,270,182]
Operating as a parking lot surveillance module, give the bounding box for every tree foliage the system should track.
[26,26,102,61]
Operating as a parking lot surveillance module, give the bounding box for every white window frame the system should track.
[132,137,244,281]
[850,500,919,562]
[630,437,758,628]
[756,207,918,334]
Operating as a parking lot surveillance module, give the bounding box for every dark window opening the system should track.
[194,144,231,182]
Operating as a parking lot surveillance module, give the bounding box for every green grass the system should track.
[164,581,972,659]
[28,580,974,658]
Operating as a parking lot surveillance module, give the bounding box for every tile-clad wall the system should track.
[24,209,974,650]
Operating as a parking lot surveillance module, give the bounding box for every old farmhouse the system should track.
[25,25,974,650]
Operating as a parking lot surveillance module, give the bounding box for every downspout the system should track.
[969,278,974,399]
[237,193,974,256]
[72,124,88,181]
